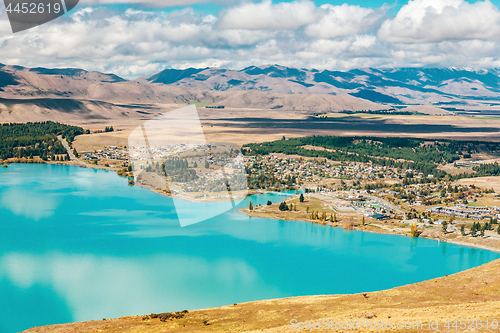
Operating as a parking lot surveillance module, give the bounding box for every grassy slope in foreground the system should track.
[25,258,500,333]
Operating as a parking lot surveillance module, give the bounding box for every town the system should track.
[72,138,500,244]
[243,153,500,243]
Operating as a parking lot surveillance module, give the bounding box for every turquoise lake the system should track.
[0,164,499,333]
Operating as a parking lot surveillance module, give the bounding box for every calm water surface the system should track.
[0,164,499,333]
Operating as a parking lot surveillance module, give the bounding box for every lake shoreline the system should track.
[8,160,500,254]
[239,207,500,254]
[5,161,500,254]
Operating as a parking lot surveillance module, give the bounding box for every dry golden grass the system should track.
[457,177,500,192]
[73,131,131,151]
[71,108,500,151]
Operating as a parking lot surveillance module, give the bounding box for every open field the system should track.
[5,102,500,153]
[457,176,500,192]
[24,258,500,333]
[71,109,500,153]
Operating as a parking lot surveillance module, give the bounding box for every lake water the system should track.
[0,164,499,333]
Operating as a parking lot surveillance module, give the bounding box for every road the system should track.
[57,135,88,166]
[367,194,405,214]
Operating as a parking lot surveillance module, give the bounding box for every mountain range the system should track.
[143,65,500,106]
[2,63,500,123]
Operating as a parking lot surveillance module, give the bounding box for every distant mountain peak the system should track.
[147,67,208,85]
[3,65,126,83]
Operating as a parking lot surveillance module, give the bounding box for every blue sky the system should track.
[1,0,500,78]
[107,0,500,14]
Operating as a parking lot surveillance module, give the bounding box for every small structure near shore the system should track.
[370,213,390,220]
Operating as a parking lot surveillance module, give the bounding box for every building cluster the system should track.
[128,144,214,163]
[84,144,240,170]
[246,155,406,184]
[386,180,489,207]
[81,146,128,162]
[427,204,500,220]
[306,188,396,218]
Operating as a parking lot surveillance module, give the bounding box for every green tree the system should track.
[267,200,272,206]
[73,148,79,158]
[471,223,477,236]
[442,220,448,233]
[249,201,253,210]
[299,193,304,203]
[279,201,289,211]
[460,225,465,236]
[497,225,500,234]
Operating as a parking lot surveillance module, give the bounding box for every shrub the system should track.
[279,201,289,211]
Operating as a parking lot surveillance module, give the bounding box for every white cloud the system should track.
[349,35,378,54]
[218,0,318,30]
[378,0,500,43]
[217,29,274,45]
[2,0,500,77]
[80,0,211,6]
[305,4,382,39]
[308,39,352,55]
